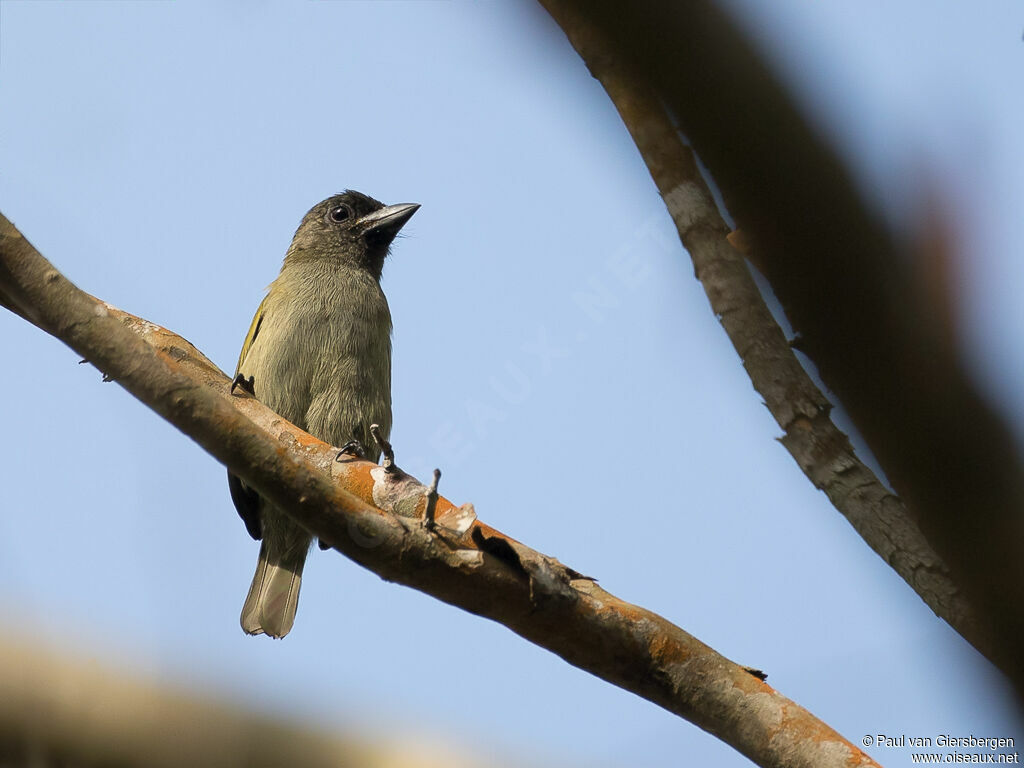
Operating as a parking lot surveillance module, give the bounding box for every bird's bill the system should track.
[358,202,420,238]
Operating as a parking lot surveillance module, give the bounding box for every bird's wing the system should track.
[229,295,270,541]
[235,293,269,375]
[228,471,262,540]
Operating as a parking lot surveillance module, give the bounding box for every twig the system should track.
[369,423,395,472]
[424,469,440,529]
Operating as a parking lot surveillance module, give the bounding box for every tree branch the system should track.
[536,0,990,666]
[0,212,880,768]
[0,634,486,768]
[538,0,1024,693]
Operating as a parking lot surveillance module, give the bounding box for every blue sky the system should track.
[1,1,1022,765]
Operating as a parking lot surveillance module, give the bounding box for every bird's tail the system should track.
[240,541,306,638]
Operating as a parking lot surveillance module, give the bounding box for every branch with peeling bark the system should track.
[0,213,879,768]
[536,0,1014,680]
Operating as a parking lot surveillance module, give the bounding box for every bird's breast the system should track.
[239,271,393,447]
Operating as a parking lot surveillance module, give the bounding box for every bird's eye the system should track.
[328,205,352,223]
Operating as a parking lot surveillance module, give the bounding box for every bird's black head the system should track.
[285,190,419,280]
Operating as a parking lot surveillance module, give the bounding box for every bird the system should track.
[228,191,419,638]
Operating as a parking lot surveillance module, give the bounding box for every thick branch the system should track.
[540,0,1024,693]
[536,0,988,664]
[0,635,485,768]
[0,212,879,768]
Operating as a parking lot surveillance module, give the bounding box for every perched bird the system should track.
[228,191,419,638]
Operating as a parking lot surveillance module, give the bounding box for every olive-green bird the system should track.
[228,191,419,638]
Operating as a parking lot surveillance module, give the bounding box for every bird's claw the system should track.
[336,439,368,461]
[231,373,255,396]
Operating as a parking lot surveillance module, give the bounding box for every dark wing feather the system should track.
[228,296,270,540]
[228,470,262,540]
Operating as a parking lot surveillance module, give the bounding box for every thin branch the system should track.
[539,0,1024,693]
[536,0,988,662]
[0,212,880,768]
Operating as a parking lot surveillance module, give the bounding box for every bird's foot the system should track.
[230,373,255,396]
